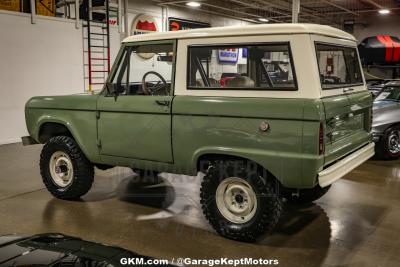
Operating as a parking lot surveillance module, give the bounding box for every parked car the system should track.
[367,79,392,98]
[0,233,176,266]
[22,24,374,242]
[372,81,400,159]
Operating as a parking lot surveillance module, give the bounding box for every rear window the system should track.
[316,43,363,90]
[187,43,297,90]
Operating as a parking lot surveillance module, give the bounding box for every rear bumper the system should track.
[21,136,38,146]
[318,142,375,188]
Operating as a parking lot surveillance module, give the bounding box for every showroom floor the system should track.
[0,143,400,267]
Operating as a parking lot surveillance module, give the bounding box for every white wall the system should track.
[0,11,85,144]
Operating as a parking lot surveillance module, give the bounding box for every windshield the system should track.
[375,86,400,102]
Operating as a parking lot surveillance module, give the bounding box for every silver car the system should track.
[372,81,400,159]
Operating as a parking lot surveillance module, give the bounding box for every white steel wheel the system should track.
[49,151,74,188]
[215,177,258,224]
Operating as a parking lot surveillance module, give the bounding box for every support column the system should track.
[30,0,36,24]
[292,0,300,23]
[75,0,80,29]
[118,0,123,33]
[124,0,129,37]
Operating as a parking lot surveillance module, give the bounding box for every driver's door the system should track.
[96,41,175,163]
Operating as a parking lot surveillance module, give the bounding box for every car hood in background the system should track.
[0,233,176,267]
[373,100,400,114]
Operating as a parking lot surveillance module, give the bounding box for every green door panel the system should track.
[171,96,320,188]
[97,95,173,163]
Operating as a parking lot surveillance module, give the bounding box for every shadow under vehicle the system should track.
[0,233,176,267]
[372,81,400,159]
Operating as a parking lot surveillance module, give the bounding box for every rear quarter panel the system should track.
[172,96,323,188]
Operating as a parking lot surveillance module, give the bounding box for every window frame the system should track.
[102,39,177,97]
[314,42,364,91]
[186,42,298,91]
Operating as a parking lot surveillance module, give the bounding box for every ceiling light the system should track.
[378,9,390,14]
[186,2,201,7]
[258,18,269,22]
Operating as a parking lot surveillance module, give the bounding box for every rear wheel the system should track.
[40,136,94,200]
[200,160,282,242]
[376,125,400,160]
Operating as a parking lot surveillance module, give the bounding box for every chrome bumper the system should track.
[318,143,375,188]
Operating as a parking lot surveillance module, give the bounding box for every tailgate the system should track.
[323,91,372,165]
[313,40,373,166]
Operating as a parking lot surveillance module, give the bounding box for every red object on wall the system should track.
[136,20,157,31]
[326,56,334,75]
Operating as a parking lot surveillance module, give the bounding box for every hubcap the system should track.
[388,130,400,154]
[49,151,73,187]
[215,177,257,224]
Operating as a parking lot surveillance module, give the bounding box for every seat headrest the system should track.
[225,76,255,88]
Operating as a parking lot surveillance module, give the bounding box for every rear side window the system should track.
[187,43,297,90]
[316,43,363,90]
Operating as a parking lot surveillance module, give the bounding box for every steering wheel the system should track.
[141,71,168,95]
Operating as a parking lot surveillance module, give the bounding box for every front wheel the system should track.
[200,160,282,242]
[40,136,94,200]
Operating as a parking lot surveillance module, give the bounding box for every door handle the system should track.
[155,100,170,106]
[343,88,354,93]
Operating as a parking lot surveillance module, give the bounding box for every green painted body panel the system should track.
[24,91,372,189]
[97,95,173,162]
[25,94,100,163]
[171,96,319,188]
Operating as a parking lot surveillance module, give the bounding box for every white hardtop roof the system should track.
[123,23,356,43]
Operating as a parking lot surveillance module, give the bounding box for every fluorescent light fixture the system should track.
[186,1,201,7]
[378,9,390,14]
[258,18,269,22]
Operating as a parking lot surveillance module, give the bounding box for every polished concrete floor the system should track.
[0,142,400,266]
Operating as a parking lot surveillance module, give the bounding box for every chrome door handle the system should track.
[343,88,354,93]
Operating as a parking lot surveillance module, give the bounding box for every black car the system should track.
[0,233,176,267]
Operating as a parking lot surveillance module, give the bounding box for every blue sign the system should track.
[218,49,239,64]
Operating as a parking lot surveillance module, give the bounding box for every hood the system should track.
[26,93,99,111]
[0,233,177,266]
[373,100,400,114]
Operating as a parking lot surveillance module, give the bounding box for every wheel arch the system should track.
[193,148,282,185]
[38,122,73,143]
[36,119,92,161]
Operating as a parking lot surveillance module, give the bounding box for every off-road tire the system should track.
[284,185,330,204]
[375,125,400,160]
[40,136,94,200]
[200,160,283,242]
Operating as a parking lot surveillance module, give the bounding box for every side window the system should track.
[315,43,363,90]
[110,43,174,96]
[187,43,296,90]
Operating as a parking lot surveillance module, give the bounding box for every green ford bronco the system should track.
[23,24,374,242]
